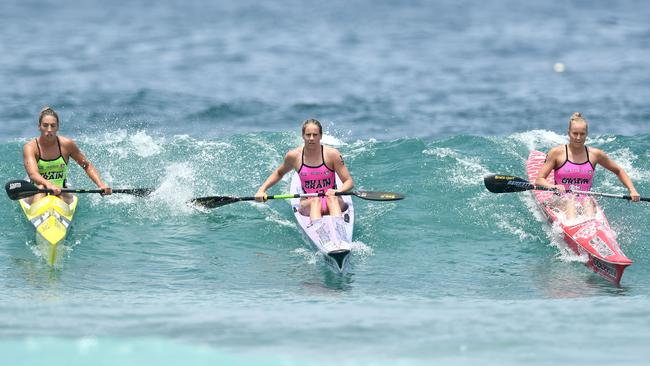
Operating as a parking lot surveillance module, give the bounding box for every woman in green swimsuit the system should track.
[22,107,112,204]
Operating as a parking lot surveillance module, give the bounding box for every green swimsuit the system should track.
[36,137,68,188]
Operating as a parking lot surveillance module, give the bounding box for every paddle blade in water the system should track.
[190,196,244,209]
[483,175,534,193]
[5,180,41,200]
[350,191,405,201]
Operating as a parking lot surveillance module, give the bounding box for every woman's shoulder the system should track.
[587,145,603,154]
[322,145,345,169]
[23,138,37,154]
[546,145,565,158]
[58,135,79,151]
[323,145,341,156]
[587,146,605,161]
[284,146,302,161]
[57,135,74,145]
[23,138,36,148]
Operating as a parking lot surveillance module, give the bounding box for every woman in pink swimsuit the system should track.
[535,112,640,218]
[255,119,354,221]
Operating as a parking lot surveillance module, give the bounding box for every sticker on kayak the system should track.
[592,257,617,278]
[335,219,347,241]
[589,236,615,258]
[573,221,597,240]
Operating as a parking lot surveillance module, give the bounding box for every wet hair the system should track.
[568,112,588,131]
[39,106,59,126]
[302,119,322,135]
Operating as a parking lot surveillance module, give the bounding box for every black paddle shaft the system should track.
[5,179,153,200]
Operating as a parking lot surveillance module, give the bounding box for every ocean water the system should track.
[1,0,650,365]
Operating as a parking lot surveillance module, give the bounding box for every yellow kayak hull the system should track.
[19,195,78,266]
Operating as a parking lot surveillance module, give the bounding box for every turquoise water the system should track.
[2,0,650,364]
[2,132,650,365]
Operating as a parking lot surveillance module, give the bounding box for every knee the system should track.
[309,197,321,209]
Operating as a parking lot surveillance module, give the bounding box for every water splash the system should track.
[423,147,490,187]
[510,129,566,152]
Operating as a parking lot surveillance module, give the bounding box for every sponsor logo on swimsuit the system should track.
[9,182,21,190]
[304,178,332,190]
[562,168,593,175]
[561,177,590,185]
[42,172,65,180]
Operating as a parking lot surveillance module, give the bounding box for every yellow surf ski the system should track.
[18,195,78,266]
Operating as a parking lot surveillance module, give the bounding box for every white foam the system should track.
[587,135,617,145]
[78,128,129,145]
[293,247,318,265]
[358,201,400,221]
[607,147,650,182]
[321,133,347,147]
[247,138,285,173]
[30,241,71,268]
[509,129,566,151]
[344,138,377,159]
[422,147,490,186]
[495,220,540,242]
[511,130,619,152]
[89,190,137,206]
[479,192,544,242]
[547,222,589,263]
[350,240,374,258]
[519,192,547,223]
[129,130,162,157]
[524,198,589,264]
[147,163,197,215]
[258,204,295,227]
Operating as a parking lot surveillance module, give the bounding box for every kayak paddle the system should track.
[484,174,650,202]
[192,190,405,209]
[4,179,154,200]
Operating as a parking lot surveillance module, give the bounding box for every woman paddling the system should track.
[255,119,353,221]
[535,112,640,219]
[23,106,112,204]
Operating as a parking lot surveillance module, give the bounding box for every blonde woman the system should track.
[535,112,640,218]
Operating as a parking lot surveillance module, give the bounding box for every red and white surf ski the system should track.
[527,150,632,284]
